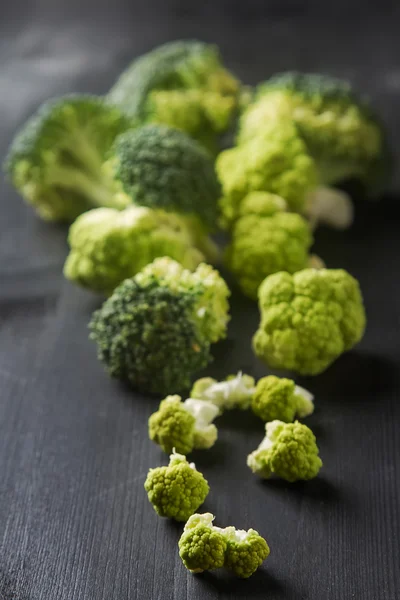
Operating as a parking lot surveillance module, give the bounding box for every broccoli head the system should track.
[179,513,270,577]
[63,206,204,295]
[190,372,256,413]
[104,124,221,231]
[144,451,209,521]
[216,121,317,226]
[247,420,322,482]
[4,94,131,222]
[89,257,230,394]
[253,268,366,375]
[239,72,392,196]
[107,40,240,151]
[225,192,315,299]
[148,395,219,455]
[251,376,314,422]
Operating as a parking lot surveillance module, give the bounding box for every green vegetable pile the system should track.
[6,38,384,580]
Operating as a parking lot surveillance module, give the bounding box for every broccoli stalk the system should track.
[190,372,256,413]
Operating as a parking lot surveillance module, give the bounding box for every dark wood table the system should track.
[1,2,399,598]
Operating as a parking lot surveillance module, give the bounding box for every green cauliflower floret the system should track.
[104,124,221,237]
[107,40,240,152]
[253,268,366,375]
[179,513,270,578]
[225,192,316,299]
[144,451,209,521]
[148,395,219,455]
[190,372,256,413]
[89,257,230,394]
[238,72,392,196]
[251,376,314,423]
[4,94,131,222]
[63,206,205,295]
[248,420,322,482]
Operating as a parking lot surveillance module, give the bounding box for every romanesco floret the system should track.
[4,94,131,222]
[107,40,239,152]
[63,206,204,295]
[89,257,230,394]
[178,513,270,578]
[224,192,316,299]
[251,376,314,423]
[144,451,209,521]
[190,372,256,413]
[104,124,221,234]
[253,268,366,375]
[247,420,322,482]
[148,396,219,455]
[238,72,392,196]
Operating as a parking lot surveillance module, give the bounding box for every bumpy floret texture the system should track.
[253,268,366,375]
[144,452,209,521]
[63,206,204,294]
[238,72,392,195]
[178,513,270,577]
[105,124,221,230]
[225,192,313,299]
[148,395,219,455]
[107,40,239,151]
[4,94,131,222]
[89,256,231,394]
[217,121,317,226]
[247,420,322,482]
[190,372,256,412]
[251,376,314,422]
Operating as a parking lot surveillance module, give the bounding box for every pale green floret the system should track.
[225,192,315,299]
[64,206,205,295]
[217,121,317,226]
[253,268,366,375]
[148,395,219,455]
[247,420,322,482]
[190,372,256,412]
[144,451,209,521]
[251,375,314,423]
[179,513,270,577]
[4,94,132,222]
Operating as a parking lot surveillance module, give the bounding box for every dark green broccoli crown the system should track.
[111,125,221,228]
[108,40,221,120]
[89,277,211,395]
[5,94,131,178]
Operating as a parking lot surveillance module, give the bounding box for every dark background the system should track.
[1,2,399,599]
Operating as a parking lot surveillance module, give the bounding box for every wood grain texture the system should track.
[0,2,399,599]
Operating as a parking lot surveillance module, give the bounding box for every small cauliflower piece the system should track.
[225,192,315,299]
[178,513,270,577]
[251,376,314,423]
[148,395,219,455]
[190,372,256,413]
[144,451,209,521]
[64,206,205,295]
[253,268,366,375]
[247,420,322,482]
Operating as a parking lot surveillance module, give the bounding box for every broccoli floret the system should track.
[89,257,230,394]
[178,513,270,578]
[251,376,314,423]
[247,420,322,482]
[104,124,221,233]
[144,451,209,521]
[253,268,366,375]
[108,40,239,151]
[239,72,392,197]
[148,395,219,455]
[4,94,131,222]
[190,372,256,413]
[225,192,316,299]
[63,206,205,295]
